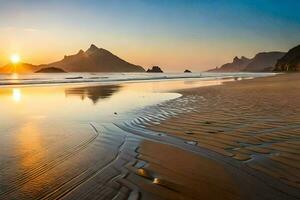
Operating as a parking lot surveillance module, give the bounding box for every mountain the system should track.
[0,63,40,73]
[244,52,285,72]
[209,52,285,72]
[274,45,300,72]
[41,44,145,72]
[208,56,251,72]
[35,67,66,73]
[0,44,145,73]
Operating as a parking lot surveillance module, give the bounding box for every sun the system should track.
[10,54,21,64]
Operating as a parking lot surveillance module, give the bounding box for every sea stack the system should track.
[146,66,163,73]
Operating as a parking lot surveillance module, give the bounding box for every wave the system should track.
[0,72,276,86]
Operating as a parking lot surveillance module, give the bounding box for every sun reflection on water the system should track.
[12,73,19,79]
[12,88,22,102]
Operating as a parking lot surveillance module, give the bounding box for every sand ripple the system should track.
[126,74,300,198]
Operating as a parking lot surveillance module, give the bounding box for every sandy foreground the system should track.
[124,73,300,199]
[1,74,299,200]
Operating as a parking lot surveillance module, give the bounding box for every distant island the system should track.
[35,67,66,73]
[208,44,300,73]
[208,52,286,72]
[146,66,163,73]
[0,44,145,73]
[184,69,192,73]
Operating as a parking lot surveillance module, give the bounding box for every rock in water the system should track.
[146,66,163,73]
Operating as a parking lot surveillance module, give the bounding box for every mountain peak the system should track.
[78,49,84,54]
[87,44,99,52]
[233,56,240,62]
[37,44,145,73]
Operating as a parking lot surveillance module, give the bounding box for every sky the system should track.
[0,0,299,71]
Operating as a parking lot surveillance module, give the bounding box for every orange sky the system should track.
[0,1,299,72]
[0,27,294,72]
[0,26,240,71]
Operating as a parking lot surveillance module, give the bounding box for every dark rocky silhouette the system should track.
[35,67,66,73]
[209,52,285,72]
[208,56,251,72]
[146,66,163,73]
[244,52,285,72]
[184,69,192,73]
[41,44,145,72]
[274,45,300,72]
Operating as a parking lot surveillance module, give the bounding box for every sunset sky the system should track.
[0,0,299,71]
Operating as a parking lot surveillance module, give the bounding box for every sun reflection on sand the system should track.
[16,122,55,193]
[17,122,44,168]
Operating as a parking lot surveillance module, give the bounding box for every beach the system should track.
[0,73,299,199]
[126,73,300,199]
[1,1,300,199]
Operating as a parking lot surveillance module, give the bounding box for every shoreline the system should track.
[0,72,274,87]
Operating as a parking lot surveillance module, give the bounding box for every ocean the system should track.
[0,72,275,86]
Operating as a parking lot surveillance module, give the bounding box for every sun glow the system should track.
[10,54,21,64]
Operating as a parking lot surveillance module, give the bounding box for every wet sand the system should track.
[0,79,236,200]
[1,75,299,199]
[127,73,300,199]
[129,140,241,200]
